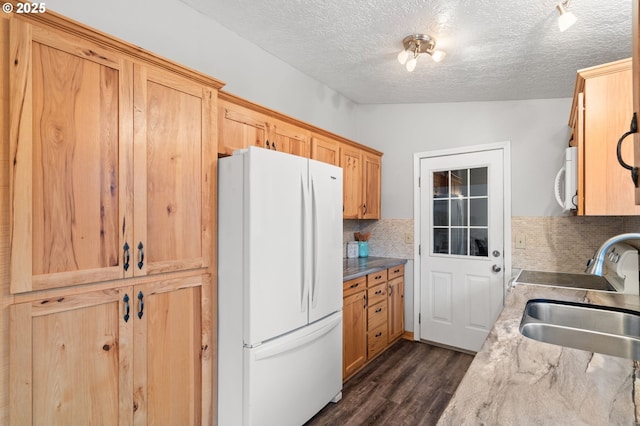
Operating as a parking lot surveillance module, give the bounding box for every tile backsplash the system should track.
[343,219,413,259]
[511,216,640,273]
[345,216,640,273]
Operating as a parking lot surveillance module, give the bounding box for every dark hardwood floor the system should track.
[305,339,474,426]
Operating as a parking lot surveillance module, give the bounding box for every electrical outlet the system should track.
[404,232,414,244]
[515,233,526,249]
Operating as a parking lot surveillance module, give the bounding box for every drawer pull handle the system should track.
[375,275,382,279]
[137,291,144,319]
[389,285,393,295]
[375,290,382,295]
[393,269,400,273]
[350,282,360,288]
[375,307,382,313]
[137,241,144,269]
[123,242,130,271]
[123,294,130,322]
[363,293,367,309]
[375,332,382,337]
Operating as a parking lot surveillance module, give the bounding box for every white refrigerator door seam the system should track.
[311,175,319,308]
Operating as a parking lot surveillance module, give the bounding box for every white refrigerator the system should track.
[218,146,343,426]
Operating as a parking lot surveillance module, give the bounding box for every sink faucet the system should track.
[585,233,640,276]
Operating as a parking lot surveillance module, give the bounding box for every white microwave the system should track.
[554,146,577,211]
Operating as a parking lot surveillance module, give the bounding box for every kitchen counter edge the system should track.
[437,283,640,425]
[343,257,408,281]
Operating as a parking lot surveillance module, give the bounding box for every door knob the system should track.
[492,264,502,273]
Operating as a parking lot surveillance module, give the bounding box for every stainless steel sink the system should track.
[519,299,640,360]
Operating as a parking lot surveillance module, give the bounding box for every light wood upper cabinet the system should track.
[271,120,310,158]
[8,20,214,293]
[10,275,206,426]
[9,19,134,293]
[218,98,310,157]
[133,64,214,277]
[570,58,640,215]
[362,152,382,219]
[340,145,382,219]
[311,135,341,166]
[218,99,268,155]
[341,145,362,219]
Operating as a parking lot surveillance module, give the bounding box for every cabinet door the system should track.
[311,136,340,166]
[9,19,134,293]
[343,290,367,380]
[388,276,405,341]
[272,122,310,158]
[218,101,267,155]
[341,145,363,219]
[10,287,134,425]
[133,65,214,276]
[133,276,204,425]
[362,153,382,219]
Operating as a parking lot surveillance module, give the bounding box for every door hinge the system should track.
[419,313,421,324]
[418,176,421,187]
[418,244,421,256]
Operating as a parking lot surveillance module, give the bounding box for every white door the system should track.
[418,147,506,352]
[246,148,310,345]
[308,160,343,323]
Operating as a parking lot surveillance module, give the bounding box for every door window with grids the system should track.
[432,167,488,257]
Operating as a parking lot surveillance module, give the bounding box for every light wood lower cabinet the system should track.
[388,276,405,342]
[342,276,367,379]
[343,264,405,381]
[9,274,206,425]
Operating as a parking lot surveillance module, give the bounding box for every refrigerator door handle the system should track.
[301,174,310,312]
[311,177,319,308]
[253,314,342,361]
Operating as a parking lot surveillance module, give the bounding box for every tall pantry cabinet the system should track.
[1,8,222,425]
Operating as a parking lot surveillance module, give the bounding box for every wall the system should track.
[355,99,573,219]
[47,0,358,141]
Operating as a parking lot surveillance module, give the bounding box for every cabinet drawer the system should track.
[367,301,387,330]
[367,283,387,307]
[367,324,388,358]
[343,276,366,297]
[367,270,387,287]
[387,264,404,280]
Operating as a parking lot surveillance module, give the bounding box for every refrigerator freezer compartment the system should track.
[244,312,342,426]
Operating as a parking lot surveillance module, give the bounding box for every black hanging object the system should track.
[616,112,639,187]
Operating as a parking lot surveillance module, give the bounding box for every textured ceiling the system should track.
[180,0,632,104]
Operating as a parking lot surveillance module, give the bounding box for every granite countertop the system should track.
[438,283,640,425]
[343,256,407,281]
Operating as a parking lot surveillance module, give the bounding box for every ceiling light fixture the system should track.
[397,34,446,72]
[556,0,577,32]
